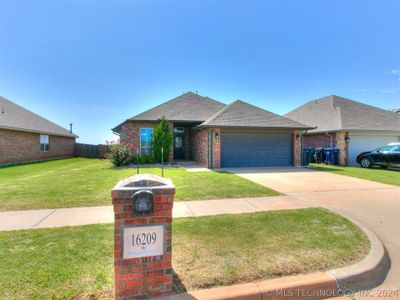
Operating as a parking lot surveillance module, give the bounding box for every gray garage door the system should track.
[221,130,293,167]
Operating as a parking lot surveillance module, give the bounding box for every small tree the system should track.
[152,116,172,163]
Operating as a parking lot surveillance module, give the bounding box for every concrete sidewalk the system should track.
[0,195,313,231]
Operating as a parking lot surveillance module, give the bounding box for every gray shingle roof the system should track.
[198,100,312,129]
[129,92,226,122]
[0,96,77,138]
[284,95,400,133]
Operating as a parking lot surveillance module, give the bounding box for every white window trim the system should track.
[139,127,153,156]
[40,134,50,152]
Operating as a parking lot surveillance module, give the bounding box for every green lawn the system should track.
[310,164,400,187]
[0,158,279,211]
[0,208,369,299]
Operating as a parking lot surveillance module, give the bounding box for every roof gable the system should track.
[129,92,226,122]
[199,100,311,129]
[285,95,400,133]
[0,96,77,138]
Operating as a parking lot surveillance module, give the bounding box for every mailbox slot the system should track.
[133,190,154,215]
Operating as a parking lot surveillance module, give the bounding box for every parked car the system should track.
[356,142,400,168]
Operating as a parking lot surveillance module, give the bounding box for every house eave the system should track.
[193,124,315,131]
[305,128,400,135]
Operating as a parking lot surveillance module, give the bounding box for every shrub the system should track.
[137,155,156,164]
[105,143,131,167]
[152,116,172,163]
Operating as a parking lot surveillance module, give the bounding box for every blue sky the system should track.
[0,0,399,144]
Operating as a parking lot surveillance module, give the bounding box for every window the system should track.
[40,134,49,152]
[378,145,397,152]
[140,128,153,156]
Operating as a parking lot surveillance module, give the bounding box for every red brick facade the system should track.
[122,121,306,168]
[111,176,174,299]
[334,131,348,165]
[302,134,333,148]
[303,131,349,165]
[188,128,220,168]
[122,122,215,168]
[121,121,156,156]
[0,128,75,165]
[212,128,221,168]
[190,128,208,166]
[293,129,301,166]
[121,121,174,162]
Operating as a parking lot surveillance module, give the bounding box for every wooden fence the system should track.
[75,143,109,159]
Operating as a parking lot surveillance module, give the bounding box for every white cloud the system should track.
[380,88,398,94]
[388,69,400,75]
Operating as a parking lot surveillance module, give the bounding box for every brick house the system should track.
[0,96,78,165]
[285,95,400,165]
[112,92,311,168]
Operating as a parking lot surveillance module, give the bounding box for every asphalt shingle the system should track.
[113,93,312,133]
[0,96,77,138]
[284,95,400,133]
[129,92,226,122]
[199,100,312,129]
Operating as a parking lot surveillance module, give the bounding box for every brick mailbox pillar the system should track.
[111,174,175,299]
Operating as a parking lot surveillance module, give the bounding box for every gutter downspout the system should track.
[325,131,333,149]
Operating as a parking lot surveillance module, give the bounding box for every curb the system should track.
[327,215,391,294]
[158,214,390,300]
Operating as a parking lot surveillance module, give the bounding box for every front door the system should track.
[174,128,185,160]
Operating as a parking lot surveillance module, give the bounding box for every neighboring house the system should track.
[285,95,400,166]
[0,96,78,165]
[112,92,311,168]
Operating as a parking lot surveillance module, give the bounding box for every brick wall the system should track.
[303,134,332,148]
[212,128,221,168]
[302,131,348,165]
[334,131,348,165]
[122,121,174,162]
[293,130,301,166]
[112,176,174,299]
[190,128,208,166]
[0,128,75,165]
[121,121,156,156]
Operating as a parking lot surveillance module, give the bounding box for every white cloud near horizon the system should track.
[380,88,398,94]
[388,69,400,75]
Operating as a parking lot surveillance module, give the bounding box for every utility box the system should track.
[111,174,175,299]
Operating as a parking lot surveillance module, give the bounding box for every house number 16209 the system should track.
[123,225,164,259]
[132,232,157,246]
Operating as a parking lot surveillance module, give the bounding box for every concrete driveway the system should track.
[227,167,397,193]
[228,167,400,291]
